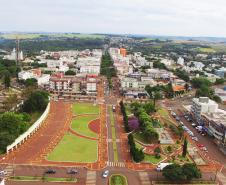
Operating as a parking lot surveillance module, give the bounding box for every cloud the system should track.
[0,0,226,37]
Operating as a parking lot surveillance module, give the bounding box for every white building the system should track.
[80,65,100,74]
[177,57,184,66]
[191,97,218,119]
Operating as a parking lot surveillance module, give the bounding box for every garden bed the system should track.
[110,174,128,185]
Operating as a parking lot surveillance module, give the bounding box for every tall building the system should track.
[191,97,218,119]
[120,48,127,57]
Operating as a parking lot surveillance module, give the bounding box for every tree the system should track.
[162,164,185,181]
[3,70,11,88]
[24,78,38,87]
[191,77,212,88]
[23,90,49,113]
[215,78,225,85]
[65,70,76,75]
[143,102,156,114]
[182,163,201,181]
[182,137,188,157]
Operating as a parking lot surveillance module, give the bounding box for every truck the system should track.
[156,163,172,171]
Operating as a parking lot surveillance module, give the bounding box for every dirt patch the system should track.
[89,119,100,134]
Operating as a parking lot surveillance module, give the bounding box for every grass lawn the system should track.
[133,132,149,144]
[110,174,128,185]
[109,106,119,162]
[198,47,216,53]
[72,103,99,115]
[10,176,77,182]
[47,133,97,162]
[143,154,164,164]
[71,115,98,138]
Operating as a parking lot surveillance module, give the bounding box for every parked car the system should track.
[192,137,198,141]
[197,144,204,148]
[102,170,109,178]
[0,170,7,176]
[176,117,180,121]
[67,169,78,175]
[45,169,56,174]
[192,123,196,127]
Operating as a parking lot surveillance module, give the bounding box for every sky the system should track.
[1,0,226,37]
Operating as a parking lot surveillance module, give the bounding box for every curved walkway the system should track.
[69,128,98,141]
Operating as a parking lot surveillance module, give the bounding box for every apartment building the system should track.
[49,73,98,97]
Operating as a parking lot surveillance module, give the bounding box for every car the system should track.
[192,137,198,141]
[102,170,109,178]
[192,123,196,127]
[179,121,184,126]
[45,169,56,174]
[176,117,180,121]
[201,147,208,152]
[0,170,7,176]
[197,144,204,148]
[67,169,78,174]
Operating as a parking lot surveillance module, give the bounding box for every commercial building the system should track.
[191,97,218,120]
[49,73,98,97]
[190,97,226,154]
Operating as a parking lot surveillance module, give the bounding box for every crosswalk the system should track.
[86,171,96,185]
[139,172,151,185]
[3,165,14,178]
[217,172,226,184]
[106,161,125,167]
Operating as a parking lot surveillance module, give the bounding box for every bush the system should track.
[23,90,49,113]
[163,163,201,181]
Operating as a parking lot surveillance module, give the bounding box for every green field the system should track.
[71,115,98,138]
[143,154,164,164]
[198,47,216,53]
[47,133,97,162]
[72,103,99,115]
[110,174,128,185]
[109,106,118,162]
[10,176,77,183]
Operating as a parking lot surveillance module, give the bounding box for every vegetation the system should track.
[0,112,30,153]
[65,70,76,75]
[191,77,212,88]
[163,163,201,181]
[119,101,129,132]
[22,90,49,113]
[145,83,174,99]
[71,115,98,138]
[174,69,190,82]
[182,137,188,157]
[128,134,144,162]
[10,176,77,182]
[72,103,99,115]
[0,38,105,54]
[110,174,128,185]
[130,102,159,143]
[47,133,97,162]
[100,54,117,88]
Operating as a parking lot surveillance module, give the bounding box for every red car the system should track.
[197,144,204,148]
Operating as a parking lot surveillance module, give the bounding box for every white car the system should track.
[0,170,7,176]
[102,170,109,178]
[192,137,198,141]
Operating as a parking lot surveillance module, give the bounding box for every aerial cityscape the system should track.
[0,1,226,185]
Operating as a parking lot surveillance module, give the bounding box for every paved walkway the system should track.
[139,172,151,185]
[86,171,96,185]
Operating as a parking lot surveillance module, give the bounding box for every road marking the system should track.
[106,161,125,167]
[4,165,14,178]
[86,171,96,185]
[139,172,151,185]
[217,172,226,184]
